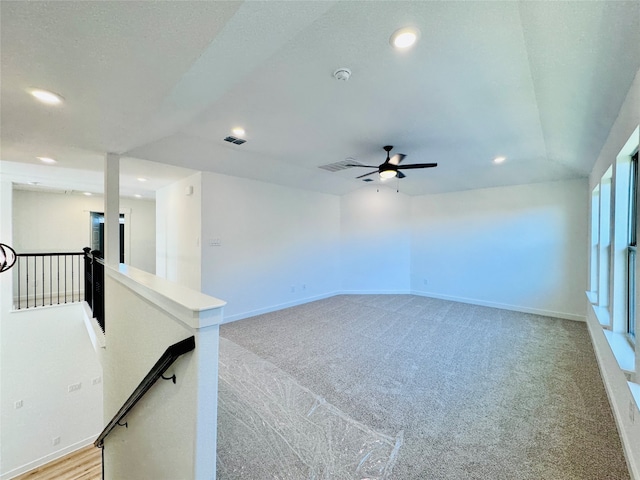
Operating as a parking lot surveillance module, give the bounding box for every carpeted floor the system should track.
[217,294,629,479]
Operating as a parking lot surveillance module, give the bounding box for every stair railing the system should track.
[83,248,105,331]
[13,251,86,309]
[94,336,196,448]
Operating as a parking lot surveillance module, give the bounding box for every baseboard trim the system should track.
[0,435,98,480]
[221,291,341,323]
[586,304,640,480]
[339,289,412,295]
[222,290,584,324]
[410,290,586,322]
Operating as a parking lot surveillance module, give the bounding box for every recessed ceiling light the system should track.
[83,192,93,196]
[232,127,245,137]
[137,177,148,182]
[29,89,64,105]
[134,194,142,198]
[493,156,506,164]
[390,27,420,49]
[37,157,57,164]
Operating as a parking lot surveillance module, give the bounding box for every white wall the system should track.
[12,189,156,273]
[340,186,411,293]
[411,179,588,320]
[126,198,156,274]
[0,177,13,315]
[199,172,340,321]
[587,305,640,479]
[156,173,202,290]
[158,172,588,320]
[585,67,640,478]
[0,304,103,479]
[0,176,12,476]
[590,68,640,189]
[102,266,223,480]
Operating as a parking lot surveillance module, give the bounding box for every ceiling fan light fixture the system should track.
[380,169,397,179]
[390,27,420,49]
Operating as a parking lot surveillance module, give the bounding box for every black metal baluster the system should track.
[76,255,79,302]
[64,254,67,303]
[33,256,36,308]
[49,256,53,305]
[26,256,29,308]
[17,258,21,310]
[41,255,45,307]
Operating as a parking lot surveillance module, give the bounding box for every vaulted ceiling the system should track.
[1,1,639,197]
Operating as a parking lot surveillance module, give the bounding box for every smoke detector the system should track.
[333,68,351,81]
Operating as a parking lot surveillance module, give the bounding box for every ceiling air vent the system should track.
[224,136,246,145]
[318,159,362,172]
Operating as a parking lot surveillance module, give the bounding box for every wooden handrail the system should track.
[95,336,196,448]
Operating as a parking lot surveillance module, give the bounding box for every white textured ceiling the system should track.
[1,1,639,196]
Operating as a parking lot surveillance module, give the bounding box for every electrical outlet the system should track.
[423,278,428,285]
[68,382,82,393]
[302,284,306,291]
[92,376,102,386]
[52,436,60,446]
[14,400,23,409]
[290,285,295,293]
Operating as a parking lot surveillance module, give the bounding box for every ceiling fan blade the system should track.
[345,164,378,168]
[356,170,379,179]
[397,171,406,178]
[397,163,438,169]
[389,154,406,165]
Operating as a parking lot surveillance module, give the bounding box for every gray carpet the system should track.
[217,294,629,479]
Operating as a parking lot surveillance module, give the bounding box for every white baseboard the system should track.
[586,304,640,480]
[410,289,586,321]
[221,291,341,324]
[81,300,106,365]
[0,435,98,480]
[222,290,584,324]
[340,289,412,295]
[12,290,85,309]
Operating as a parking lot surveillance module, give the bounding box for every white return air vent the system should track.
[318,159,362,172]
[224,136,246,145]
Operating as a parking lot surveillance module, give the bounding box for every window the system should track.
[628,151,638,343]
[589,185,600,301]
[599,167,613,313]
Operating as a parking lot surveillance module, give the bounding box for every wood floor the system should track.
[14,445,101,480]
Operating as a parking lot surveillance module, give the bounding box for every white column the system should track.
[192,323,220,479]
[104,153,120,267]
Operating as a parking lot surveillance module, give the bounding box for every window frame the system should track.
[627,151,638,344]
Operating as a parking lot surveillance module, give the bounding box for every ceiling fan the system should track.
[347,145,437,179]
